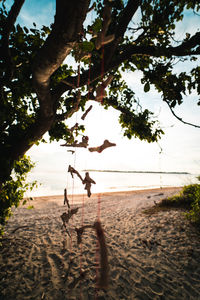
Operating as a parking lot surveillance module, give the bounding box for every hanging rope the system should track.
[60,3,111,293]
[95,32,109,295]
[157,142,163,188]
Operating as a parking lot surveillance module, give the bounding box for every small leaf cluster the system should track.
[0,156,37,236]
[140,0,199,46]
[105,71,164,142]
[119,109,164,142]
[141,60,200,107]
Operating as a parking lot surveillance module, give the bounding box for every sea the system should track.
[26,170,199,197]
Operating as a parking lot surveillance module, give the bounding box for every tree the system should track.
[0,0,200,231]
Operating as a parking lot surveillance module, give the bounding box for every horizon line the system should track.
[83,169,191,175]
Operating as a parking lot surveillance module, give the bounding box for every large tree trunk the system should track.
[0,0,91,185]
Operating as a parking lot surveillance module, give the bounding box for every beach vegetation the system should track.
[146,184,200,225]
[0,156,37,236]
[0,0,200,233]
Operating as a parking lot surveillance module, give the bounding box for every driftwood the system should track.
[69,123,79,133]
[89,139,116,153]
[67,150,75,154]
[81,105,93,120]
[82,172,96,197]
[94,221,109,289]
[68,165,83,182]
[64,188,70,208]
[75,224,94,245]
[60,207,79,228]
[95,75,114,102]
[61,136,89,148]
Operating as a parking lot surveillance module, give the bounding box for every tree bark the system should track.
[6,0,91,168]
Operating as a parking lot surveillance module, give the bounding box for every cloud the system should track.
[17,0,55,28]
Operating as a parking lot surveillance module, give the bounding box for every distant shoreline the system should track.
[83,169,190,175]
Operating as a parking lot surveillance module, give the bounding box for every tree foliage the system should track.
[0,0,200,229]
[0,155,37,236]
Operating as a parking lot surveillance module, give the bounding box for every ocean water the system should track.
[26,171,199,197]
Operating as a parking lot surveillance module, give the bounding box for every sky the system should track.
[3,0,200,195]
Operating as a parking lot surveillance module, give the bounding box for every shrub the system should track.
[185,184,200,225]
[159,183,200,225]
[0,156,37,237]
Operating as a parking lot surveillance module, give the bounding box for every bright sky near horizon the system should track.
[4,0,200,194]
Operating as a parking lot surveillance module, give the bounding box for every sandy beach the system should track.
[1,187,200,300]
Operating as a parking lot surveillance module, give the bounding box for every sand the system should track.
[1,187,200,300]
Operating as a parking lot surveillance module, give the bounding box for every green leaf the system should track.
[81,41,94,52]
[27,205,34,210]
[144,82,150,92]
[23,26,29,33]
[92,18,102,33]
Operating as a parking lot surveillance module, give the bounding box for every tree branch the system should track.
[32,0,90,117]
[1,0,25,80]
[104,0,141,67]
[115,0,141,40]
[53,34,200,102]
[164,100,200,128]
[173,32,200,54]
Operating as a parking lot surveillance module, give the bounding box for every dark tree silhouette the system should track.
[0,0,200,230]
